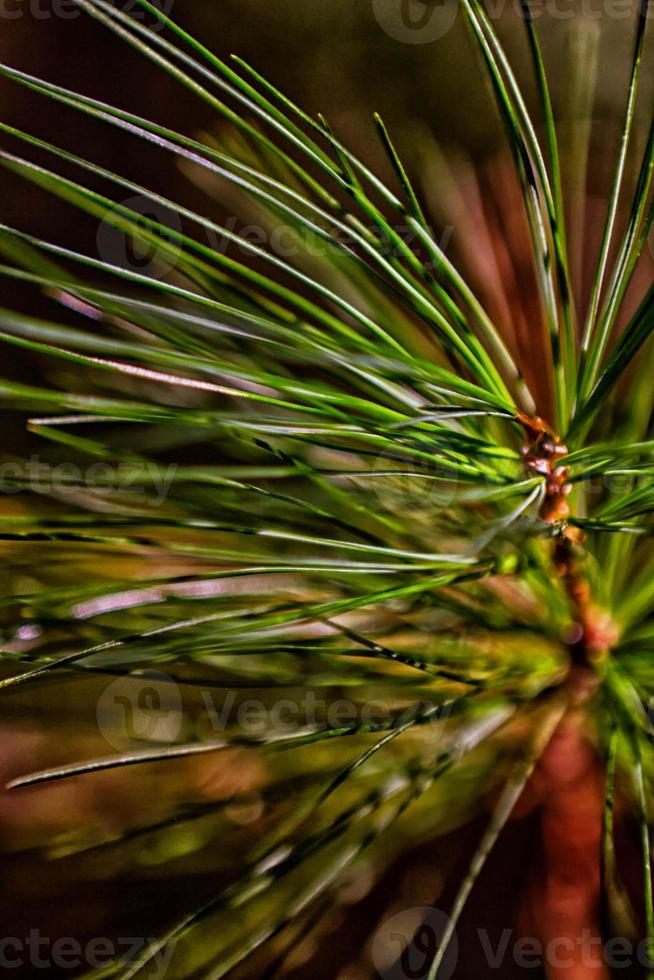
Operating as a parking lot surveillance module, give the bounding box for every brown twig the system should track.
[518,412,618,674]
[515,414,621,979]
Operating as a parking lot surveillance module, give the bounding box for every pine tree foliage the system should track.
[0,1,653,976]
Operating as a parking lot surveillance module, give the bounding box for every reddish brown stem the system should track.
[522,712,608,980]
[516,415,618,978]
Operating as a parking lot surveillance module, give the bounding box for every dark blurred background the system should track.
[2,0,653,249]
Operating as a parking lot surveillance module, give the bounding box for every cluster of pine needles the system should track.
[0,0,653,976]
